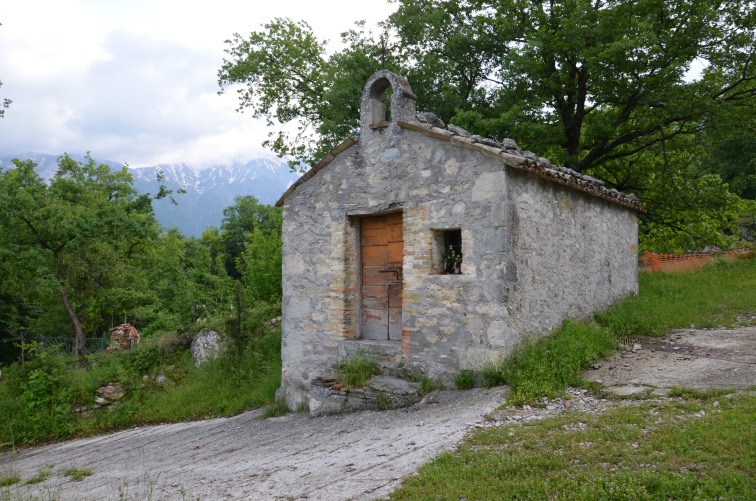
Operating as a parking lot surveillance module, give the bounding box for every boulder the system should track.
[191,329,224,367]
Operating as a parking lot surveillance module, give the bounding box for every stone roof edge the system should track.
[398,120,646,213]
[275,138,357,207]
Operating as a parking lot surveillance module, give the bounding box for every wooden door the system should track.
[360,213,403,340]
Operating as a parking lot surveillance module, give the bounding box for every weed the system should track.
[668,387,736,400]
[0,474,19,487]
[377,393,390,410]
[334,350,380,389]
[390,395,756,500]
[452,370,476,390]
[63,467,92,481]
[417,377,442,396]
[262,398,289,418]
[480,360,506,388]
[24,466,53,485]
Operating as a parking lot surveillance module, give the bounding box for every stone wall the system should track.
[278,122,638,409]
[277,71,639,410]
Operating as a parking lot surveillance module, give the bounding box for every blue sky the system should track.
[0,0,395,167]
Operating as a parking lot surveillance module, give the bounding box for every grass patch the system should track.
[63,467,92,481]
[334,350,380,389]
[389,394,756,500]
[24,467,52,485]
[0,475,19,487]
[452,370,476,390]
[668,387,737,400]
[502,321,616,405]
[597,257,756,337]
[0,326,282,450]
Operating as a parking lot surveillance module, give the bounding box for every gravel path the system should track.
[1,388,506,500]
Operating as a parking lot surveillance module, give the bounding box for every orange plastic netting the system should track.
[641,249,753,273]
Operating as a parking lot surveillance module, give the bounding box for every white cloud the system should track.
[0,0,397,167]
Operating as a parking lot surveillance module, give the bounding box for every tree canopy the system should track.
[218,0,755,251]
[0,155,160,355]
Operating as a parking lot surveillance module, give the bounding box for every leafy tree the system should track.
[218,1,754,249]
[218,19,392,169]
[239,209,283,304]
[220,195,281,278]
[219,1,755,174]
[0,155,160,355]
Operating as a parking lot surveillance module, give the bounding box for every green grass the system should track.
[63,467,92,481]
[597,257,756,337]
[0,326,282,450]
[334,350,381,389]
[0,475,19,488]
[389,394,755,500]
[23,467,52,486]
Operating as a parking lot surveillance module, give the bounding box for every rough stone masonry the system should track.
[276,70,642,413]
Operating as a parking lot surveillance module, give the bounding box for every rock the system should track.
[632,343,642,353]
[500,138,520,151]
[191,329,224,367]
[156,374,168,385]
[95,397,108,406]
[97,382,125,401]
[447,124,472,137]
[415,112,445,128]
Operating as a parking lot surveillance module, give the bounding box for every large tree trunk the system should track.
[59,283,86,356]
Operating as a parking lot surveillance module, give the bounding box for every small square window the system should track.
[432,229,463,274]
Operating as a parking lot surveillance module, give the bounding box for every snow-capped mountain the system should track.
[0,153,301,237]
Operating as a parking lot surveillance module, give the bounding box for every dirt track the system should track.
[2,326,754,500]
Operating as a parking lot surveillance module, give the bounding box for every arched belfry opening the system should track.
[359,70,417,135]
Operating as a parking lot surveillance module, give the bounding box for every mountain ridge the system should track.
[0,152,301,237]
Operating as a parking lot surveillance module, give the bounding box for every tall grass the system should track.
[491,258,755,405]
[596,257,756,337]
[0,327,281,449]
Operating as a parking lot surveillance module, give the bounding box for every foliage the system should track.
[0,475,19,488]
[0,155,161,355]
[239,209,283,303]
[502,321,617,405]
[389,395,756,500]
[220,195,281,278]
[0,321,282,449]
[218,2,755,249]
[703,133,756,199]
[334,350,381,389]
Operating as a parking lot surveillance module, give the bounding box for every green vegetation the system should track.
[63,467,92,482]
[24,468,52,486]
[0,154,285,448]
[0,475,19,488]
[388,259,756,500]
[0,327,280,449]
[481,257,755,405]
[597,257,756,337]
[334,351,381,390]
[388,395,756,500]
[219,0,756,251]
[452,370,475,390]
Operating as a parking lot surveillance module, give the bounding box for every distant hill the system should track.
[0,153,301,237]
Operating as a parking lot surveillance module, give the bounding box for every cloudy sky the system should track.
[0,0,396,167]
